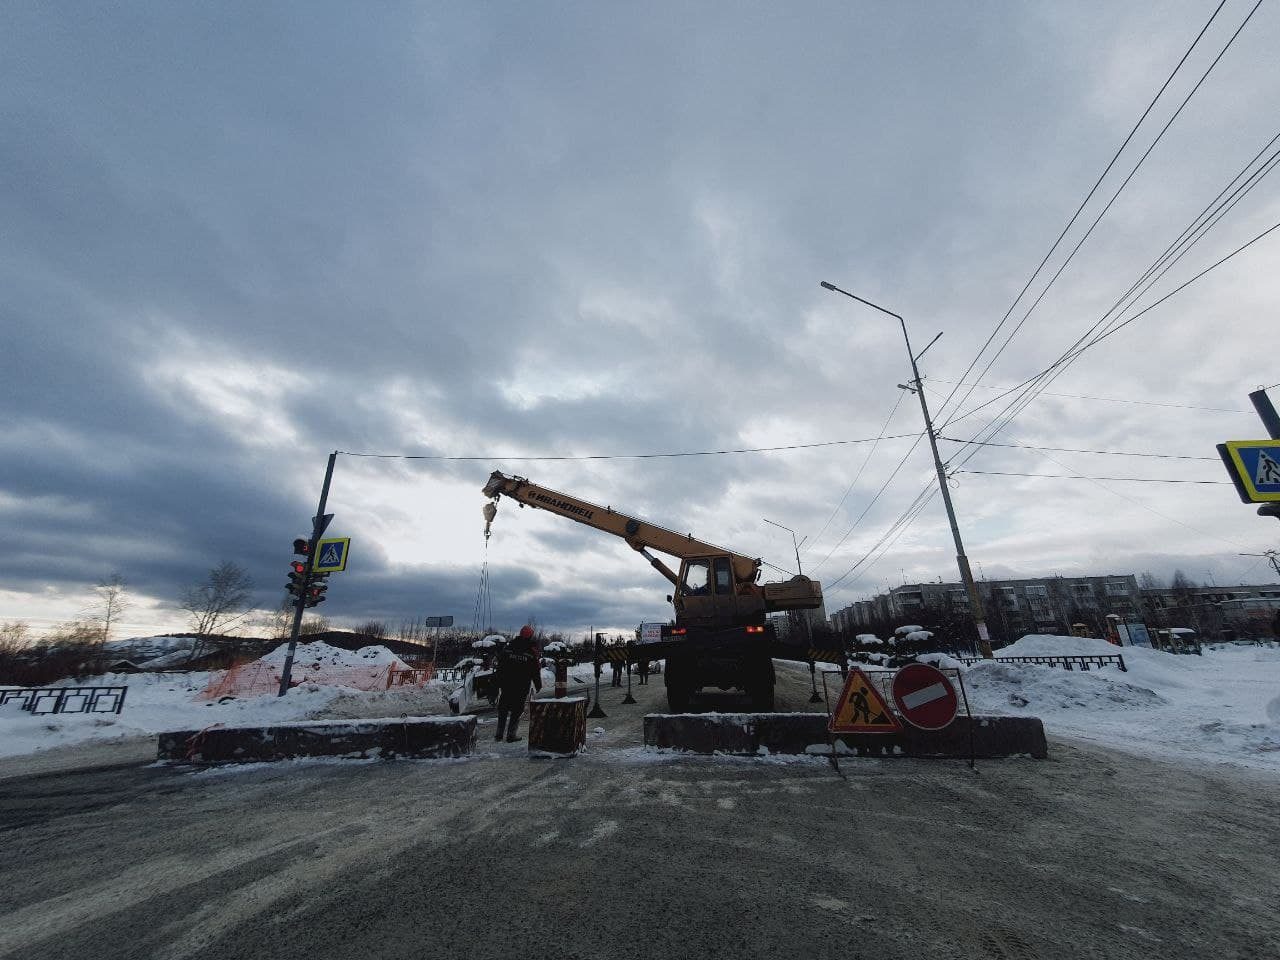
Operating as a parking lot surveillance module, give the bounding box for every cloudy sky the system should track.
[3,1,1278,640]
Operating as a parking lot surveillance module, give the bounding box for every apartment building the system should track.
[831,574,1142,637]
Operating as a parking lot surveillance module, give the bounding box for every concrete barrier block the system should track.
[158,716,477,764]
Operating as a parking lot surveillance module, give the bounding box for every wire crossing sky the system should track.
[2,1,1277,638]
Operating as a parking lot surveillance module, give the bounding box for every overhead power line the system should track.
[956,469,1230,485]
[805,392,907,557]
[927,379,1244,413]
[335,432,922,462]
[941,0,1262,428]
[939,437,1217,461]
[932,0,1231,425]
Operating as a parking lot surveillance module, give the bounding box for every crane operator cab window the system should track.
[713,557,732,594]
[682,559,710,596]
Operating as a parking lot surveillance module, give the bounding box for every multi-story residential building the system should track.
[830,575,1280,642]
[830,574,1142,640]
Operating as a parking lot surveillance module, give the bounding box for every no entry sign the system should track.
[891,663,958,731]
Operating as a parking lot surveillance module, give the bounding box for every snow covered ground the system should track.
[927,634,1280,774]
[4,631,1277,776]
[0,670,345,759]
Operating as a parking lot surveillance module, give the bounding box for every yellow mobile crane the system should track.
[482,470,825,711]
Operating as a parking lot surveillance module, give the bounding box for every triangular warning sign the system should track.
[829,668,901,733]
[1256,450,1280,486]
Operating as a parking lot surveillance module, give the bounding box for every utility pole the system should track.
[821,281,994,657]
[278,451,338,696]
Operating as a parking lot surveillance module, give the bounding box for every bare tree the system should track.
[89,573,130,646]
[300,614,332,636]
[357,620,389,640]
[181,562,254,660]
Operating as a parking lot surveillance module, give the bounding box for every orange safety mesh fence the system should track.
[199,660,433,700]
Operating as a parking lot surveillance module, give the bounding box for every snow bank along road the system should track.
[2,667,1278,960]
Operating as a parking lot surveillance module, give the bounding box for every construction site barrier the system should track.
[0,685,128,715]
[958,654,1127,672]
[386,666,435,688]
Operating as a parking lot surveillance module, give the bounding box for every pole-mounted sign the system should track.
[312,537,352,572]
[1218,440,1280,503]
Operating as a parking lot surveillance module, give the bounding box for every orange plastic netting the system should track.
[198,661,434,700]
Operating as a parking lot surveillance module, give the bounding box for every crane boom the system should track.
[482,471,762,586]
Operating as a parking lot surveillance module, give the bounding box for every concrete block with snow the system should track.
[157,716,477,764]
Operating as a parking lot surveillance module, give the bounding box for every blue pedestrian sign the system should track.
[1218,441,1280,503]
[312,537,351,572]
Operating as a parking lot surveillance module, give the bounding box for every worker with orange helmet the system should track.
[495,624,542,742]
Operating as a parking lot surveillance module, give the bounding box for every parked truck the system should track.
[482,471,827,711]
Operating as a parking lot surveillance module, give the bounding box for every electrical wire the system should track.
[335,432,922,462]
[807,432,930,574]
[939,0,1264,429]
[928,379,1244,413]
[956,470,1230,484]
[944,119,1280,435]
[939,437,1217,460]
[804,392,907,557]
[931,0,1231,425]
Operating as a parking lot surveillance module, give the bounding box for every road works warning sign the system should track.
[828,668,901,733]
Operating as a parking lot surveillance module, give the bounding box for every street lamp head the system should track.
[819,281,837,291]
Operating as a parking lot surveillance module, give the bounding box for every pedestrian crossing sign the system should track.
[828,668,901,734]
[312,537,351,573]
[1218,441,1280,503]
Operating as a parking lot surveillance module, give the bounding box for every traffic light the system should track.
[287,538,311,600]
[304,572,329,608]
[286,564,307,598]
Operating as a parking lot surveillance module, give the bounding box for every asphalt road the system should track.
[2,666,1278,960]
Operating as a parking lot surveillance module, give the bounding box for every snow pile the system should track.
[950,634,1280,772]
[103,635,197,666]
[0,670,342,760]
[258,641,409,670]
[895,625,924,636]
[856,634,883,646]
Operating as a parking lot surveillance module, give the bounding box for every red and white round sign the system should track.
[891,663,958,731]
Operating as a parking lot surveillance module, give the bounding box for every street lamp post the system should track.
[820,280,994,658]
[762,518,806,576]
[764,518,823,702]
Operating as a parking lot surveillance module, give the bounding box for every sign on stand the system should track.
[828,668,901,733]
[891,663,958,731]
[424,616,453,628]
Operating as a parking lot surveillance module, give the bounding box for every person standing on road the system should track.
[495,625,542,742]
[637,659,649,685]
[610,657,622,687]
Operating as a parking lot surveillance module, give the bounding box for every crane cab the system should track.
[673,554,766,628]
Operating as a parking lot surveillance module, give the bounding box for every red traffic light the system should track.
[292,538,311,556]
[290,561,306,574]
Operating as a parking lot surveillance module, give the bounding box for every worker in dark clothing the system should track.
[637,659,649,685]
[611,658,622,687]
[495,625,542,742]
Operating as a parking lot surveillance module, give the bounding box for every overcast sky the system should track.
[3,1,1278,640]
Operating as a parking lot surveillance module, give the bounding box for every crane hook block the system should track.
[483,500,498,539]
